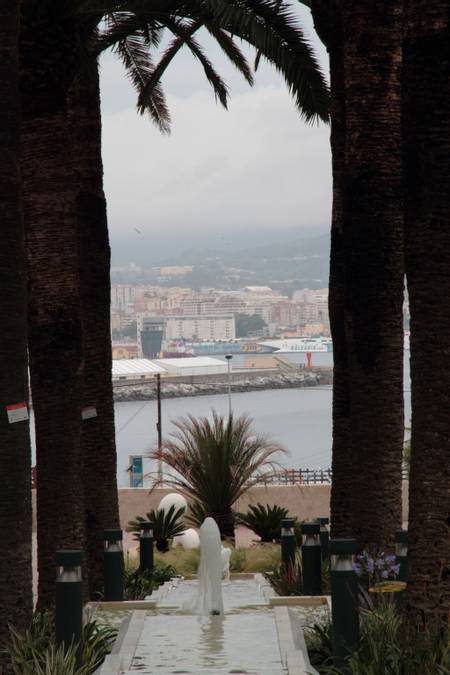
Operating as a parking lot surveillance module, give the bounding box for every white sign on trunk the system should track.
[6,402,29,424]
[82,405,98,420]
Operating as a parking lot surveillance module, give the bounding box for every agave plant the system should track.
[236,503,290,542]
[126,504,186,551]
[151,411,285,538]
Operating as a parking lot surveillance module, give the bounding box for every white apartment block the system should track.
[111,284,137,311]
[164,315,236,341]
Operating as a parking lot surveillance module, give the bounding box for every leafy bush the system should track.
[306,599,450,674]
[264,556,330,595]
[124,563,177,600]
[265,561,304,595]
[126,504,186,552]
[235,503,290,542]
[7,612,116,675]
[152,544,281,576]
[229,548,247,573]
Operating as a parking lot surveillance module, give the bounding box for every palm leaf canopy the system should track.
[151,411,285,515]
[78,0,329,128]
[236,502,290,541]
[126,504,186,541]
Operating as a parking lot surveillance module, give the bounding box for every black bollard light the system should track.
[395,529,408,583]
[139,521,154,573]
[301,522,322,595]
[55,550,83,666]
[281,518,296,572]
[330,539,359,666]
[104,529,124,601]
[317,517,330,561]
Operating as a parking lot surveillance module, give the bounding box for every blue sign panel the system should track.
[130,455,143,487]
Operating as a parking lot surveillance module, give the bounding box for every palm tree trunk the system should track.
[0,0,33,649]
[312,0,353,539]
[20,10,85,608]
[403,0,450,623]
[69,67,120,598]
[341,0,404,549]
[213,510,235,540]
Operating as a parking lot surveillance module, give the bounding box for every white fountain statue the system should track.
[194,517,224,616]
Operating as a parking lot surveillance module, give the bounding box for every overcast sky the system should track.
[99,3,331,262]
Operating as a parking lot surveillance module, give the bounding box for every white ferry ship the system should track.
[258,337,333,353]
[260,333,410,354]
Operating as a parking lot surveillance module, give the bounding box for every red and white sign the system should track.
[6,402,29,424]
[82,405,98,421]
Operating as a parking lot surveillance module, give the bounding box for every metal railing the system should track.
[258,467,409,485]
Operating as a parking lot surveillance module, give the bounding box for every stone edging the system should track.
[254,573,322,675]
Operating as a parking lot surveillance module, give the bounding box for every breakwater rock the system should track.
[113,369,332,402]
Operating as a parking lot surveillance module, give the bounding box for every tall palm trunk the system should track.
[312,0,352,539]
[403,0,450,623]
[0,0,33,649]
[342,0,404,548]
[69,67,120,597]
[20,7,85,608]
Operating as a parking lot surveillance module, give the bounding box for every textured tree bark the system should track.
[403,0,450,623]
[20,7,85,608]
[69,68,120,598]
[342,0,404,549]
[0,0,33,651]
[312,0,353,539]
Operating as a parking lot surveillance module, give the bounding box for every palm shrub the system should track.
[236,503,289,542]
[151,411,285,538]
[126,504,186,552]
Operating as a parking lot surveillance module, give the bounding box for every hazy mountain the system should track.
[110,227,329,266]
[110,228,330,291]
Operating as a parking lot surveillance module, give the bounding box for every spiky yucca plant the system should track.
[306,599,450,674]
[127,504,186,551]
[236,503,290,542]
[151,411,285,538]
[7,612,116,675]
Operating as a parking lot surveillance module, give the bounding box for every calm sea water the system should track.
[30,351,411,487]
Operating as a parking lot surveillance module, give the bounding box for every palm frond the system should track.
[201,0,329,123]
[203,23,253,85]
[141,18,229,110]
[95,11,164,54]
[107,17,171,132]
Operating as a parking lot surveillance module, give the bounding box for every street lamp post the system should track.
[156,373,162,482]
[225,354,233,418]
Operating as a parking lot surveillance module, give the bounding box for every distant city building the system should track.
[158,266,193,276]
[112,343,138,359]
[163,314,235,342]
[138,316,165,358]
[112,282,331,345]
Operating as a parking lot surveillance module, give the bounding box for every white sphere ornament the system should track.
[172,528,200,550]
[158,493,188,514]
